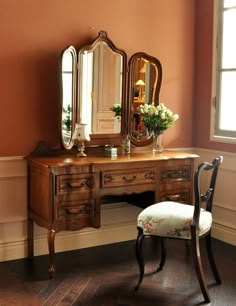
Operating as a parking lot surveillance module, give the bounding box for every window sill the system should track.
[210,134,236,144]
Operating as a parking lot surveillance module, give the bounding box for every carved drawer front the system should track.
[160,189,190,203]
[57,200,95,220]
[101,168,156,188]
[160,165,191,183]
[56,174,95,194]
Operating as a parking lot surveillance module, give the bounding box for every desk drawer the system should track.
[101,168,156,188]
[57,200,95,220]
[56,174,95,194]
[160,188,190,203]
[160,165,191,183]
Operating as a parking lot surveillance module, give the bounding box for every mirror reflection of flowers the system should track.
[111,104,122,117]
[63,105,72,131]
[138,103,179,135]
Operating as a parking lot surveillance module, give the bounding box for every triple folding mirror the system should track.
[60,30,162,150]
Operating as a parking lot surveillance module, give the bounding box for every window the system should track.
[211,0,236,143]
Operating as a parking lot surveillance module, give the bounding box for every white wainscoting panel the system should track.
[193,149,236,245]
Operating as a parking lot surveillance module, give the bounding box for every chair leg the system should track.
[191,228,211,303]
[205,232,222,284]
[156,237,166,272]
[184,240,191,256]
[135,227,145,290]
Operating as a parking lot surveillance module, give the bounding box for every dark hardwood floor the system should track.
[0,238,235,306]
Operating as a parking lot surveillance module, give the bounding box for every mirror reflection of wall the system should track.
[146,63,156,105]
[80,50,93,135]
[61,48,75,148]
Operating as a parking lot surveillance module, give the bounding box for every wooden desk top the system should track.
[26,150,199,168]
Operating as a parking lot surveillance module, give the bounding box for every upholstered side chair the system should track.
[135,156,223,303]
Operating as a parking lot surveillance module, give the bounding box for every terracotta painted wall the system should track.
[194,0,236,153]
[0,0,195,156]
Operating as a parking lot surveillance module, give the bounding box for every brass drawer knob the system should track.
[123,175,136,183]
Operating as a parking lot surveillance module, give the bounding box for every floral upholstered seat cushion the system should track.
[137,201,212,239]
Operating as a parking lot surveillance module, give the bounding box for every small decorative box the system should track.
[105,146,117,157]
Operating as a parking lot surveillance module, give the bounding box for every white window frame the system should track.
[211,0,236,144]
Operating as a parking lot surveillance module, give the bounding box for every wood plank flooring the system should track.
[0,238,235,306]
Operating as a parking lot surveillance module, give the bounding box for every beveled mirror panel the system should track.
[128,52,162,146]
[79,36,125,135]
[61,46,77,150]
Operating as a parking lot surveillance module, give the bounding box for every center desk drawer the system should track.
[101,168,156,188]
[56,173,95,194]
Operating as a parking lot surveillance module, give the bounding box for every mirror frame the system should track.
[127,52,162,147]
[60,32,163,150]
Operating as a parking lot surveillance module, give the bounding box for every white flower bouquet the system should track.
[138,103,179,135]
[111,104,122,117]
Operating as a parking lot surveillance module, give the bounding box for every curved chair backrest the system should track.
[193,156,223,226]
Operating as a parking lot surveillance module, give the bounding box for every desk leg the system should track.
[27,218,34,259]
[48,229,56,278]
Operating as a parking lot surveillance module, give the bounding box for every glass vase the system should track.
[114,116,121,133]
[153,132,164,153]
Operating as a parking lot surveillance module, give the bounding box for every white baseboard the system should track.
[212,222,236,245]
[0,203,142,261]
[0,224,138,262]
[34,222,138,257]
[1,219,235,262]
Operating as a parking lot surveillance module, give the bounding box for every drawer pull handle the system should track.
[66,182,86,189]
[123,175,136,183]
[165,193,188,203]
[161,168,190,182]
[63,177,94,190]
[166,194,181,201]
[66,207,90,215]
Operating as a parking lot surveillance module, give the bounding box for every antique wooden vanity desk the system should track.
[26,31,198,276]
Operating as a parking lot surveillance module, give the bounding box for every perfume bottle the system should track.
[122,135,131,154]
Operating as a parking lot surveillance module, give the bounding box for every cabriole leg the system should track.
[27,218,34,259]
[135,227,145,290]
[48,228,56,278]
